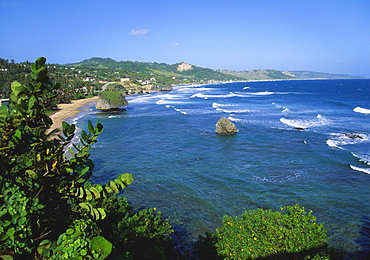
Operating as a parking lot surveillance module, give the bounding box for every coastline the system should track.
[47,78,368,133]
[48,96,98,133]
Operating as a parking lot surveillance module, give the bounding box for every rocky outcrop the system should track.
[342,133,364,139]
[177,62,192,72]
[215,117,238,135]
[96,91,128,111]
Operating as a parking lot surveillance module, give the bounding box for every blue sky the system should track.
[1,0,369,77]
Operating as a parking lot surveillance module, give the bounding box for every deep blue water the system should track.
[74,79,370,254]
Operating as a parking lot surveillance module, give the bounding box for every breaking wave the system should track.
[191,92,244,99]
[326,133,369,149]
[279,114,328,129]
[212,102,238,108]
[350,165,370,174]
[351,152,370,165]
[354,107,370,114]
[219,109,253,113]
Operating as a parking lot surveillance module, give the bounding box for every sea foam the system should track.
[174,108,187,115]
[280,114,328,129]
[351,152,370,165]
[354,107,370,114]
[249,91,276,95]
[190,92,243,99]
[326,133,369,152]
[350,165,370,174]
[212,102,238,108]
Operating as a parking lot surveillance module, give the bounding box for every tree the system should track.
[0,57,173,259]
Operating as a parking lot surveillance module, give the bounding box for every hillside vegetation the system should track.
[1,57,365,101]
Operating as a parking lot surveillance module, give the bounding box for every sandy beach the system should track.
[48,96,98,133]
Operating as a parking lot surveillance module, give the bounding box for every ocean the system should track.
[73,79,370,254]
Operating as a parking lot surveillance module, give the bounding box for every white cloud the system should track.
[129,29,150,36]
[173,43,180,47]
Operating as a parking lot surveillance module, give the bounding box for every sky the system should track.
[1,0,369,77]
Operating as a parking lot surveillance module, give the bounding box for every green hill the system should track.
[70,57,366,82]
[220,69,295,80]
[72,58,242,82]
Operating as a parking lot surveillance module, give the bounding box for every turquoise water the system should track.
[74,79,370,254]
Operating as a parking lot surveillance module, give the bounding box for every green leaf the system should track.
[20,210,27,217]
[80,249,87,256]
[62,121,76,135]
[114,178,124,189]
[81,166,90,176]
[37,239,52,255]
[87,120,94,133]
[28,95,36,109]
[11,81,26,97]
[79,202,93,212]
[109,181,119,194]
[92,208,100,220]
[62,121,70,136]
[89,187,101,199]
[76,151,87,158]
[14,129,22,140]
[85,189,93,201]
[120,173,134,186]
[66,228,74,235]
[33,57,47,70]
[90,236,112,259]
[97,208,106,220]
[6,227,15,239]
[0,208,7,217]
[95,122,104,134]
[18,216,27,225]
[78,187,85,199]
[104,186,113,194]
[26,169,38,179]
[68,123,76,134]
[0,105,9,118]
[81,130,88,142]
[77,178,87,184]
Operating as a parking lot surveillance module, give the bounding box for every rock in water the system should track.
[96,91,128,111]
[215,117,238,135]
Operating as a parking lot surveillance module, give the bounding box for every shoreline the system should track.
[47,78,368,133]
[48,96,98,133]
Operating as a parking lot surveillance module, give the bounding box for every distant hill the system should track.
[71,58,243,82]
[220,69,295,81]
[288,71,366,79]
[69,57,366,82]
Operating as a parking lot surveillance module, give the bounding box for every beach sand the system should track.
[48,96,98,133]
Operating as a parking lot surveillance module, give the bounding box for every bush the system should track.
[97,196,175,259]
[215,205,329,260]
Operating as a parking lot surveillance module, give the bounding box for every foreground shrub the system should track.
[0,57,174,259]
[215,205,329,260]
[97,196,175,259]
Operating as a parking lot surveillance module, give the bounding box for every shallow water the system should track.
[75,79,370,254]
